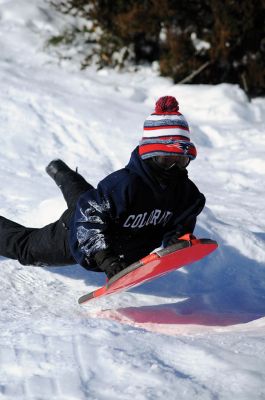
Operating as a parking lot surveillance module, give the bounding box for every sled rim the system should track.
[78,238,218,304]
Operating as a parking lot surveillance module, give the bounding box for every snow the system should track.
[0,1,265,399]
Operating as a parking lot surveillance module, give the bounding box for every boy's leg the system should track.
[0,211,75,266]
[0,161,94,266]
[46,160,94,209]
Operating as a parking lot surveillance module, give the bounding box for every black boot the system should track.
[45,159,93,208]
[46,159,73,187]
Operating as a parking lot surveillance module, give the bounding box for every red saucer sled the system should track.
[78,234,218,304]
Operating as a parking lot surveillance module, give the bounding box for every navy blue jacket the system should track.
[69,147,205,271]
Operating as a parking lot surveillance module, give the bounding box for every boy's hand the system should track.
[94,249,127,279]
[104,259,127,279]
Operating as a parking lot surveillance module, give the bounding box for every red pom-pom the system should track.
[155,96,179,113]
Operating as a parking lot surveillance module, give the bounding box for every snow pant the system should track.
[0,169,93,266]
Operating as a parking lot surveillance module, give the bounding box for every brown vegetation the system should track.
[50,0,265,97]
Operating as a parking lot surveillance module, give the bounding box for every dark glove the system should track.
[94,249,127,279]
[166,232,196,247]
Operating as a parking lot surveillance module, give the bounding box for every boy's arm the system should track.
[163,192,205,247]
[73,183,127,276]
[73,186,112,258]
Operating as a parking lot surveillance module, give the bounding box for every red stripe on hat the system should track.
[151,112,181,115]
[139,143,197,157]
[144,125,189,131]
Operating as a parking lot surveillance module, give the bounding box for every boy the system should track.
[0,96,205,278]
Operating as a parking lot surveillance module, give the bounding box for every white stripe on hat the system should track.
[142,127,190,139]
[145,114,187,122]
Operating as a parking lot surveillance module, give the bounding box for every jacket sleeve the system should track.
[162,190,206,246]
[73,183,116,259]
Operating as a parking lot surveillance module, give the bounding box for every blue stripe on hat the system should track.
[144,119,189,128]
[140,138,190,145]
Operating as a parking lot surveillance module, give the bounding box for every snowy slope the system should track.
[0,1,265,399]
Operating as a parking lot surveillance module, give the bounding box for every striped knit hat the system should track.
[139,96,197,160]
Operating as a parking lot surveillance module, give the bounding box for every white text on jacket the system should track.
[123,209,173,228]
